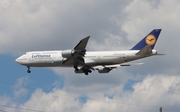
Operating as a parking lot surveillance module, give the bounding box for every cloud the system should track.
[52,67,143,94]
[20,89,81,112]
[13,76,29,98]
[119,0,180,74]
[1,74,180,112]
[0,0,130,54]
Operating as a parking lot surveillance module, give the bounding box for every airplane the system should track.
[16,29,163,75]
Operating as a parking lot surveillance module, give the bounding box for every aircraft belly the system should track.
[24,62,74,67]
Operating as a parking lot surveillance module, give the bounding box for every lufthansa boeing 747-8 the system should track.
[16,29,163,75]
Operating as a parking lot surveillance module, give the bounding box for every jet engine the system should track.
[53,58,67,64]
[61,49,75,58]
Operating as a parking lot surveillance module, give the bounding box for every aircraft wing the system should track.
[94,63,143,73]
[62,36,91,71]
[74,36,90,50]
[71,36,90,57]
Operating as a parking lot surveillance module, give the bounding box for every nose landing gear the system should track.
[27,66,31,73]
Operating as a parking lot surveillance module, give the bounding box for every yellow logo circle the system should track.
[145,35,156,45]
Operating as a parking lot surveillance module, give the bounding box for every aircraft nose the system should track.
[15,54,27,64]
[15,58,21,64]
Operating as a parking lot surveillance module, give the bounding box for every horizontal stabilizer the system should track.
[120,64,130,66]
[154,53,166,55]
[120,63,144,66]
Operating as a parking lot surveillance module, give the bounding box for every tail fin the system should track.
[131,29,162,50]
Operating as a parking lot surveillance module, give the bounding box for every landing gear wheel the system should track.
[85,72,88,75]
[27,70,31,73]
[82,66,92,75]
[88,70,92,73]
[74,65,79,71]
[75,68,79,71]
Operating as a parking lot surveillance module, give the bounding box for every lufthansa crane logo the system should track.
[145,35,156,45]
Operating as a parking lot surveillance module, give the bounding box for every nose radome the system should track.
[15,58,20,63]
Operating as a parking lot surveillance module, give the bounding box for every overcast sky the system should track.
[1,0,180,112]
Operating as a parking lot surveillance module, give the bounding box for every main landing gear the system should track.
[74,58,93,75]
[27,66,31,73]
[74,65,92,75]
[74,57,92,75]
[82,66,92,75]
[84,69,92,75]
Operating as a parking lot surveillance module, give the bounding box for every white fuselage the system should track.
[16,50,157,67]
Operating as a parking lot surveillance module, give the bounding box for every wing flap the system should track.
[94,63,143,73]
[104,63,143,68]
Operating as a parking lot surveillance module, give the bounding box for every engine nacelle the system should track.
[53,58,64,64]
[98,67,111,73]
[61,49,75,58]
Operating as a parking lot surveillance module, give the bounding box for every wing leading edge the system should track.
[74,36,90,50]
